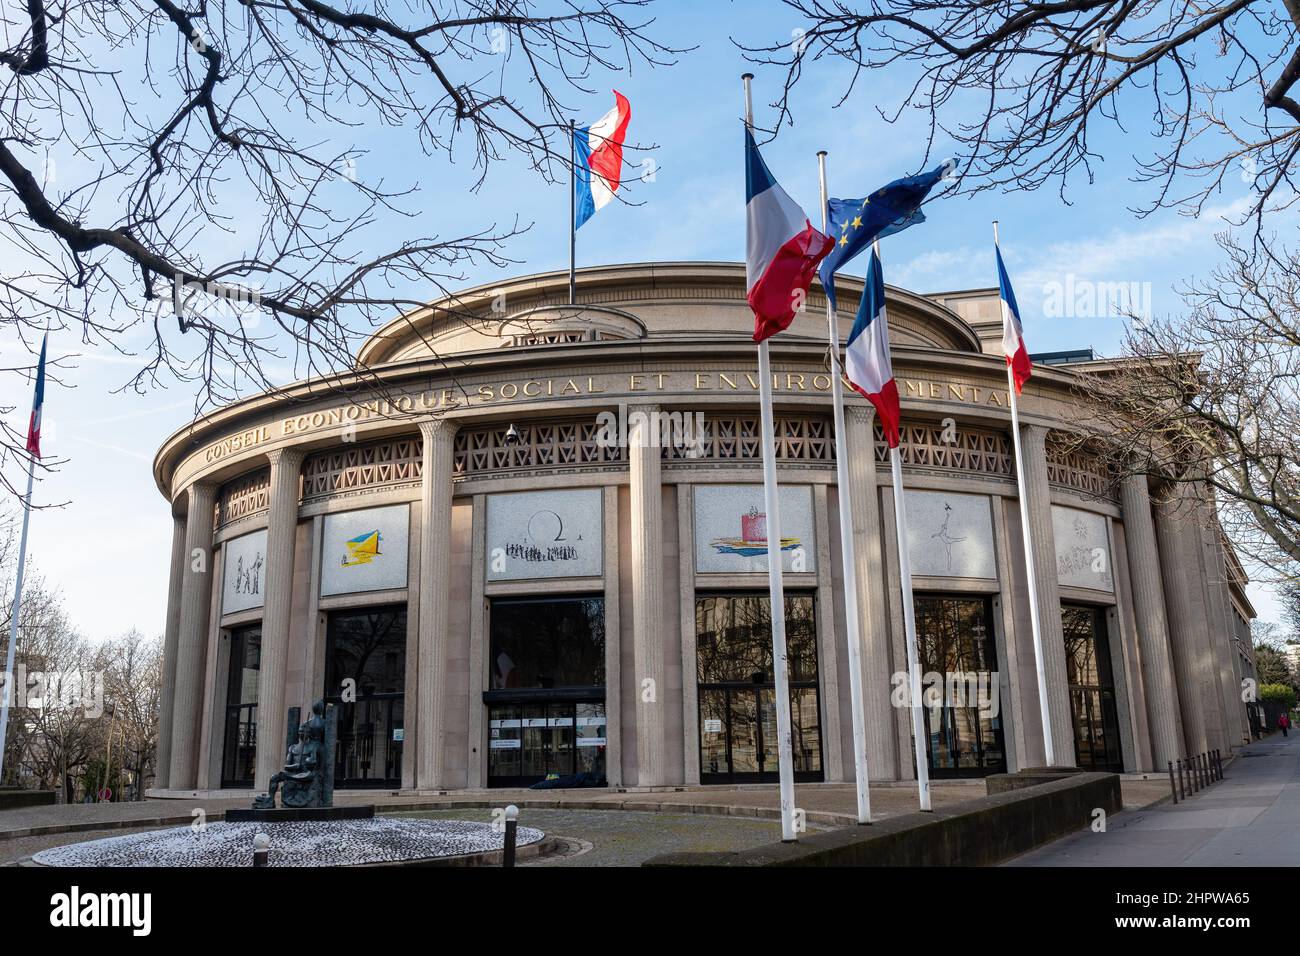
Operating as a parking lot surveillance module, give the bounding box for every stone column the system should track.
[417,418,457,789]
[1195,502,1236,748]
[1018,425,1075,766]
[153,513,188,790]
[1119,475,1182,771]
[844,405,896,779]
[629,405,666,787]
[254,449,305,791]
[1154,488,1210,755]
[168,482,218,789]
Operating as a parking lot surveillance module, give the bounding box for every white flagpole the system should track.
[569,118,578,306]
[994,220,1055,766]
[876,238,932,811]
[817,150,871,824]
[743,72,798,842]
[0,453,36,783]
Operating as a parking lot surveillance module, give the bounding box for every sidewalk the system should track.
[1009,734,1298,866]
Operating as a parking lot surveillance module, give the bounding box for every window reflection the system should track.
[695,594,823,783]
[915,595,1007,777]
[1062,603,1123,771]
[221,625,261,788]
[325,607,407,788]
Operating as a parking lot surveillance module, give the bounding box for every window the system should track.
[221,626,261,788]
[487,596,606,787]
[695,593,822,783]
[914,595,1006,777]
[324,606,407,788]
[1062,603,1123,772]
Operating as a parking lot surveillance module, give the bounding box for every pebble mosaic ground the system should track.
[30,817,544,867]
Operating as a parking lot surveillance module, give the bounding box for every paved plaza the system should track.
[0,775,1172,866]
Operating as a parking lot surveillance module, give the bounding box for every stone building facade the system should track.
[150,262,1257,794]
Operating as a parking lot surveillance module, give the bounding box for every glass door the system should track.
[695,593,823,784]
[324,606,407,788]
[1062,604,1124,772]
[914,594,1007,777]
[221,625,261,788]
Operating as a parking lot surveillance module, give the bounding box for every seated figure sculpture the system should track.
[252,699,331,810]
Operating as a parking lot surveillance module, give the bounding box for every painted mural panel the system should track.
[486,489,603,581]
[320,504,411,596]
[905,490,996,579]
[693,485,816,574]
[1053,505,1114,592]
[222,529,268,614]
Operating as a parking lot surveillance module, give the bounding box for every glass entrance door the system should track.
[221,625,261,788]
[487,700,606,787]
[914,595,1007,777]
[324,606,407,788]
[695,593,823,784]
[1062,604,1124,772]
[485,595,607,788]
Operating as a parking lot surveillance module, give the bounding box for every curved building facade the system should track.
[150,262,1257,794]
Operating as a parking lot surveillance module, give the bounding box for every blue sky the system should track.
[0,0,1280,638]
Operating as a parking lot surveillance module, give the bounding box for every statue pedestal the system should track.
[226,805,375,823]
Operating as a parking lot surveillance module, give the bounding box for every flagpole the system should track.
[994,220,1055,767]
[0,453,36,784]
[569,119,577,306]
[817,150,871,824]
[875,238,932,812]
[743,72,798,842]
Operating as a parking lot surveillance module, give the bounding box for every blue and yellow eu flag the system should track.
[819,162,950,312]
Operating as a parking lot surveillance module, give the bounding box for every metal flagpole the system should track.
[0,453,36,783]
[817,150,871,824]
[743,72,798,842]
[569,119,578,306]
[876,239,932,812]
[993,220,1055,766]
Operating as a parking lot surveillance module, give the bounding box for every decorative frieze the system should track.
[301,437,423,501]
[215,468,270,529]
[873,420,1013,479]
[1045,434,1116,499]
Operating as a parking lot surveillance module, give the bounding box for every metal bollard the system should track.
[253,832,270,868]
[1203,752,1210,786]
[1168,761,1178,804]
[502,804,518,868]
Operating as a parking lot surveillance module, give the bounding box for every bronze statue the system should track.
[252,699,335,810]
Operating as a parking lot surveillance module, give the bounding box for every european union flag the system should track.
[819,162,950,313]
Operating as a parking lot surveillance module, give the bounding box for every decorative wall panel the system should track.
[320,504,411,596]
[694,484,816,574]
[485,489,603,581]
[905,490,996,579]
[1052,505,1114,592]
[222,529,268,614]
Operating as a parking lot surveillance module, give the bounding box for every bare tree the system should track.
[1074,233,1300,581]
[1,0,681,495]
[745,1,1299,220]
[101,629,162,799]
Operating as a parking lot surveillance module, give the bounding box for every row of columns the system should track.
[157,409,1245,790]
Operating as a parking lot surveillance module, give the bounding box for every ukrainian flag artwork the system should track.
[342,530,382,567]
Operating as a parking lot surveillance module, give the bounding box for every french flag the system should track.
[745,128,833,342]
[845,247,901,448]
[574,91,632,230]
[25,334,46,459]
[995,242,1032,393]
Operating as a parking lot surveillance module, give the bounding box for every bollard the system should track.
[253,831,270,868]
[1168,761,1178,804]
[1177,758,1185,798]
[1216,749,1223,780]
[502,804,518,868]
[1202,752,1210,786]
